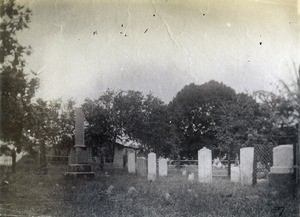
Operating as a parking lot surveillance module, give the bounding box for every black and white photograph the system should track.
[0,0,299,216]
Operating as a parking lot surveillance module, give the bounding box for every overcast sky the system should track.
[18,0,298,104]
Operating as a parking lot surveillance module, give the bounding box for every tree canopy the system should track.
[0,0,39,147]
[168,80,236,158]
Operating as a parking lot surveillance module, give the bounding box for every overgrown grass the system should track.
[0,160,298,217]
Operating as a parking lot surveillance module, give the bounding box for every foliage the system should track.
[253,89,297,145]
[214,93,261,156]
[24,98,75,155]
[82,90,178,157]
[0,0,39,148]
[168,81,236,158]
[278,65,300,124]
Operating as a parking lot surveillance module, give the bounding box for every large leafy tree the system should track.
[136,93,179,157]
[82,90,118,150]
[82,90,178,158]
[25,99,75,154]
[23,98,75,172]
[253,89,298,145]
[0,0,39,172]
[169,81,236,158]
[214,93,263,175]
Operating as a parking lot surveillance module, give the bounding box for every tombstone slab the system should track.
[188,173,195,181]
[231,165,240,183]
[159,158,168,177]
[182,170,187,176]
[240,147,254,185]
[198,147,212,183]
[128,152,136,174]
[148,152,156,181]
[137,157,147,176]
[269,144,294,188]
[270,145,293,174]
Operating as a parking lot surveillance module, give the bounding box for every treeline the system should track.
[1,80,298,166]
[80,80,297,160]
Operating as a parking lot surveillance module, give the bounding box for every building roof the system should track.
[114,142,139,150]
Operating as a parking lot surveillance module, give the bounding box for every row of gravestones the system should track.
[127,145,294,186]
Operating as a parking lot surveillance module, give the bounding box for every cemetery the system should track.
[1,0,299,216]
[0,107,298,216]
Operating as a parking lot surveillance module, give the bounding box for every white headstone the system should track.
[240,147,254,185]
[128,152,136,174]
[137,157,147,176]
[182,170,187,176]
[148,152,156,181]
[198,147,212,183]
[159,158,168,176]
[188,173,195,181]
[231,165,240,182]
[270,145,293,174]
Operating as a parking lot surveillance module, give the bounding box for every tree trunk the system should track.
[11,149,16,173]
[227,151,231,178]
[100,152,104,170]
[39,139,47,175]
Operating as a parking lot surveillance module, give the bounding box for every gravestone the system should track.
[240,147,254,185]
[65,108,95,179]
[198,147,212,183]
[270,145,293,174]
[231,165,240,183]
[188,173,195,181]
[128,152,136,174]
[182,170,187,176]
[158,158,167,177]
[148,152,156,181]
[137,157,147,176]
[269,144,294,187]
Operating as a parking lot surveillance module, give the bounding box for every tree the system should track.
[82,89,178,158]
[214,93,262,176]
[53,99,75,155]
[0,0,39,172]
[168,81,236,158]
[278,65,300,125]
[136,93,179,157]
[24,98,75,170]
[253,89,297,145]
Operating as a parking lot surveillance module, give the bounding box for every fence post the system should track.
[252,144,258,186]
[227,151,231,178]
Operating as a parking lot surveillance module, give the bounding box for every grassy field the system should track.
[0,159,298,217]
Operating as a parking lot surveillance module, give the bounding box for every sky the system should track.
[17,0,299,104]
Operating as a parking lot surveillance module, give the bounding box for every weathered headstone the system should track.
[158,158,168,177]
[270,145,293,174]
[137,157,147,176]
[231,165,240,183]
[148,152,156,181]
[198,147,212,183]
[188,173,195,181]
[182,170,187,176]
[269,144,294,187]
[65,108,94,179]
[240,147,254,185]
[128,152,136,174]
